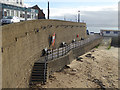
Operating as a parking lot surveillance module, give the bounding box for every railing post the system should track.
[74,42,75,48]
[65,47,66,54]
[75,42,76,48]
[58,48,59,58]
[62,47,63,56]
[47,50,48,61]
[52,49,53,60]
[69,44,70,51]
[68,45,70,52]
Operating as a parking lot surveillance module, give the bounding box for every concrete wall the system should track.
[1,19,87,88]
[101,37,112,46]
[101,36,120,47]
[73,38,102,58]
[111,37,120,47]
[47,50,74,76]
[47,38,102,77]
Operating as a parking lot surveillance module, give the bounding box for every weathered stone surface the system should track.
[1,19,87,88]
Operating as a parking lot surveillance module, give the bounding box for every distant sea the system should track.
[87,27,119,33]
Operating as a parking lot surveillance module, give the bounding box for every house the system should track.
[31,5,45,19]
[100,30,120,37]
[0,0,38,21]
[0,0,24,7]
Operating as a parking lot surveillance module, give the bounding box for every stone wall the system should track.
[1,19,87,88]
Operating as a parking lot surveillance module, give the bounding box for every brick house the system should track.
[31,5,45,19]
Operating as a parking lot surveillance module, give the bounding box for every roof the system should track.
[2,3,38,13]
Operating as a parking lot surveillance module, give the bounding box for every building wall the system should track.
[0,0,24,7]
[0,4,2,20]
[31,5,45,19]
[1,4,38,21]
[1,19,87,88]
[101,30,120,37]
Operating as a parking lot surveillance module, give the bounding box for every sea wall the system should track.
[1,19,87,88]
[47,38,102,77]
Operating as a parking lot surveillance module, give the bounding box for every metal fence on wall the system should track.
[44,35,102,62]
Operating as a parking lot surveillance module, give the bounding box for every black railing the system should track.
[45,35,102,61]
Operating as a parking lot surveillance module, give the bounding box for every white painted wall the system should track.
[101,31,120,37]
[0,0,24,7]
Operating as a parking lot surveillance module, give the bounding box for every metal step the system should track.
[31,77,47,79]
[31,79,46,82]
[32,71,47,73]
[31,62,47,84]
[34,64,47,66]
[33,67,47,70]
[34,63,48,65]
[32,73,47,76]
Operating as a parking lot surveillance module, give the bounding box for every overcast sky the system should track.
[24,0,119,32]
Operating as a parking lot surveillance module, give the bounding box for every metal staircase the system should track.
[30,62,47,85]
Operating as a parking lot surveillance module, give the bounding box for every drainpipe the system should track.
[25,10,27,21]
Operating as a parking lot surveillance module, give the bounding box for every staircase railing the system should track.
[45,35,102,61]
[31,35,102,85]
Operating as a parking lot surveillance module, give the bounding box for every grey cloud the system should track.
[51,10,118,27]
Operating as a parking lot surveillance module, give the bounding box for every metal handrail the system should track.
[42,35,102,83]
[45,35,102,61]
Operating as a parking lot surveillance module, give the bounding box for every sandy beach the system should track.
[37,46,119,88]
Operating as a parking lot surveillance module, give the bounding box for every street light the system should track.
[78,10,80,22]
[48,0,50,19]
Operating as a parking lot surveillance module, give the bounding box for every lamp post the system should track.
[78,10,80,22]
[48,0,50,19]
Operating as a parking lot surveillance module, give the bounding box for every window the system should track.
[27,14,31,18]
[4,10,10,16]
[31,13,33,19]
[11,10,14,16]
[4,11,7,16]
[16,11,19,17]
[35,14,38,19]
[20,11,23,17]
[106,31,110,34]
[20,0,22,5]
[16,0,18,4]
[6,16,13,19]
[114,31,118,34]
[20,2,22,5]
[23,14,25,18]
